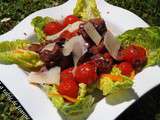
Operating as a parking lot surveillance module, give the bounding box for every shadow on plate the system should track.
[27,34,37,42]
[105,88,139,105]
[58,104,96,120]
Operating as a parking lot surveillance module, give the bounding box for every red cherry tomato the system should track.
[60,67,74,82]
[118,46,137,62]
[60,30,78,40]
[75,62,98,85]
[63,15,80,27]
[43,22,64,35]
[136,45,146,58]
[103,52,112,60]
[118,45,147,67]
[58,80,79,98]
[117,62,133,76]
[90,54,113,74]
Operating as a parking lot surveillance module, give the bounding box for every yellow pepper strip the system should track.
[48,93,77,103]
[130,70,135,80]
[15,49,25,54]
[101,74,123,82]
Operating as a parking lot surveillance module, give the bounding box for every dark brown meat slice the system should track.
[28,43,42,53]
[77,52,93,65]
[77,42,108,65]
[91,54,113,74]
[89,41,107,55]
[78,18,107,47]
[39,44,63,69]
[47,37,65,46]
[39,41,74,70]
[89,18,107,36]
[60,54,74,71]
[79,23,95,46]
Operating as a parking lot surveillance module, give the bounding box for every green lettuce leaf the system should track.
[147,49,160,67]
[44,83,95,120]
[59,95,95,120]
[99,67,133,96]
[99,77,114,96]
[0,40,43,71]
[73,0,101,20]
[77,83,87,99]
[43,85,64,109]
[31,16,53,42]
[118,26,160,67]
[112,76,134,92]
[0,40,30,52]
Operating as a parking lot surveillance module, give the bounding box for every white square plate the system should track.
[0,0,160,120]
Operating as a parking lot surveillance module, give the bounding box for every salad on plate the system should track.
[0,0,160,120]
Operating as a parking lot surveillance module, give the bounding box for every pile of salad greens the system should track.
[0,0,160,120]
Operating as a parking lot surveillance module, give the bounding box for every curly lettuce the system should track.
[0,40,43,71]
[31,16,53,42]
[44,83,95,120]
[73,0,101,20]
[44,85,64,109]
[118,26,160,67]
[77,83,87,99]
[99,67,133,96]
[59,95,95,120]
[147,49,160,67]
[0,40,30,52]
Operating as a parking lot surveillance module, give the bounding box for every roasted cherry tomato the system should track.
[118,45,147,68]
[60,30,78,40]
[90,54,113,74]
[58,80,79,98]
[43,22,64,35]
[103,52,112,60]
[60,67,74,82]
[75,62,98,84]
[63,15,80,27]
[117,62,134,76]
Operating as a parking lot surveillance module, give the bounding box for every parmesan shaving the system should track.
[27,67,60,85]
[84,22,102,45]
[103,31,121,59]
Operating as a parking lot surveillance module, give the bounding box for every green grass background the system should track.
[0,0,160,35]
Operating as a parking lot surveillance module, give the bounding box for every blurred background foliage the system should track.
[0,93,26,120]
[0,0,160,35]
[0,0,67,35]
[106,0,160,26]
